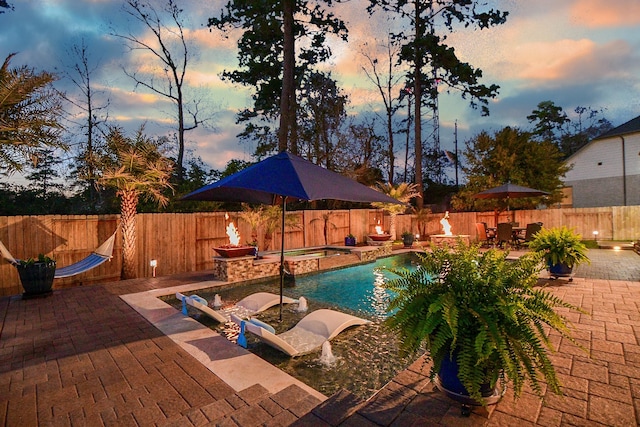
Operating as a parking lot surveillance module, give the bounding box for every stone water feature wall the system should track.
[212,244,394,282]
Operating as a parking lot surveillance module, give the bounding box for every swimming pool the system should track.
[169,253,421,399]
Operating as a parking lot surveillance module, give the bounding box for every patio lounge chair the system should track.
[176,291,298,323]
[232,308,371,357]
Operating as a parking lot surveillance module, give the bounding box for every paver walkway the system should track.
[1,249,640,426]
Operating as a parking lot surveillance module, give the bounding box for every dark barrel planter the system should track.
[402,234,415,248]
[434,352,504,408]
[17,262,56,298]
[345,236,356,246]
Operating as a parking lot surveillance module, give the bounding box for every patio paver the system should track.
[1,248,639,426]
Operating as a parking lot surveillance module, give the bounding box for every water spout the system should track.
[296,296,308,312]
[213,294,222,308]
[319,341,336,367]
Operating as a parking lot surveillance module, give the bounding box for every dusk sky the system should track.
[2,0,640,184]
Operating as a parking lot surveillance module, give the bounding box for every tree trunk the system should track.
[278,0,295,153]
[413,0,424,209]
[177,88,185,182]
[389,213,398,241]
[120,190,139,279]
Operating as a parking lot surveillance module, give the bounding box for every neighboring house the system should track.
[562,115,640,208]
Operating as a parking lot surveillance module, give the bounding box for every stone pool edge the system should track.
[120,279,328,403]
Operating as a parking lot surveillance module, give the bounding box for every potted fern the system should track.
[17,254,56,297]
[528,226,590,280]
[384,241,581,412]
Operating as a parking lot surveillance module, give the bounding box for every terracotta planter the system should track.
[213,246,256,258]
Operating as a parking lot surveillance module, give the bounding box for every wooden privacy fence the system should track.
[1,206,639,296]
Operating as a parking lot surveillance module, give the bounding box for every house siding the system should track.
[563,128,640,207]
[564,176,640,207]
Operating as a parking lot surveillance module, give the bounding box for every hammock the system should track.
[0,231,117,278]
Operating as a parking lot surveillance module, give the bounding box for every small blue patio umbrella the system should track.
[473,183,549,226]
[182,151,403,319]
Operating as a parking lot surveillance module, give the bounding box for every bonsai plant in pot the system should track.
[384,241,582,411]
[17,254,56,297]
[528,226,590,281]
[401,231,415,248]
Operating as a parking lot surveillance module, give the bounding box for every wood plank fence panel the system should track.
[613,206,640,240]
[349,210,369,244]
[2,206,640,295]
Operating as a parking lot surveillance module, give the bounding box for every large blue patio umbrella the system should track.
[182,151,403,319]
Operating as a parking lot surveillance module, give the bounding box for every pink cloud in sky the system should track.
[513,39,597,81]
[570,0,640,28]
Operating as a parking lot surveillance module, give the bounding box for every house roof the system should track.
[594,114,640,140]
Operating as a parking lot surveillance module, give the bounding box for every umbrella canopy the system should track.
[182,151,403,319]
[472,183,550,200]
[472,183,549,227]
[182,151,400,205]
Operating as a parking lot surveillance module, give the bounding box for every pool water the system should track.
[167,253,423,399]
[283,252,419,319]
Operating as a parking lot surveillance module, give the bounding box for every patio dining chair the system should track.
[496,223,514,248]
[476,222,495,247]
[515,223,542,249]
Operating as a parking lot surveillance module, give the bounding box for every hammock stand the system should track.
[0,230,117,278]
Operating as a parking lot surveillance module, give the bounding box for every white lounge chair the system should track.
[232,309,371,357]
[176,291,298,323]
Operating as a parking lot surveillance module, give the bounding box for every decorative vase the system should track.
[345,236,356,246]
[402,234,415,248]
[17,262,56,298]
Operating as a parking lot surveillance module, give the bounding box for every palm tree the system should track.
[98,125,173,279]
[0,53,65,174]
[239,203,266,245]
[372,182,420,240]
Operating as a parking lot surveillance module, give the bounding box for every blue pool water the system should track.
[284,253,419,319]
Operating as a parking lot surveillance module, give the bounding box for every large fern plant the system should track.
[384,242,582,404]
[528,226,590,268]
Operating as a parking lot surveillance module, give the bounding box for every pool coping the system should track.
[120,279,328,402]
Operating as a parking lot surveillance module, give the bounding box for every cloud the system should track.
[570,0,640,28]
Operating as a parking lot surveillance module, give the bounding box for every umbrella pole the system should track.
[279,197,286,321]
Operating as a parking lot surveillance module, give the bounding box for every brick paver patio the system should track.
[1,249,639,426]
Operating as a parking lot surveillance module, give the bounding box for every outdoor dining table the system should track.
[487,226,527,240]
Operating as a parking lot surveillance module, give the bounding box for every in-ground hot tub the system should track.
[260,246,352,260]
[260,246,360,276]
